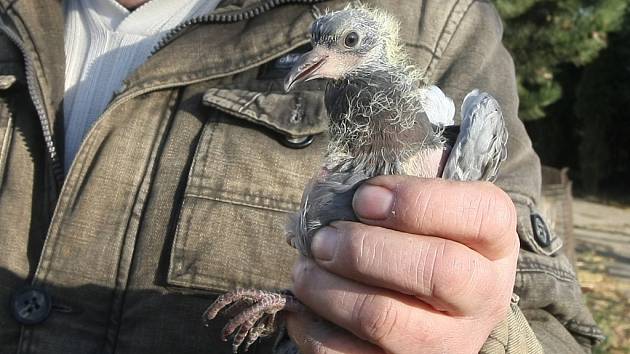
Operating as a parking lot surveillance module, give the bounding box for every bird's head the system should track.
[284,7,404,91]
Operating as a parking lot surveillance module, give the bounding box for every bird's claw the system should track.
[203,288,305,353]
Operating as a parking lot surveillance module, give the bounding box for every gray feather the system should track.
[287,171,369,257]
[442,90,508,182]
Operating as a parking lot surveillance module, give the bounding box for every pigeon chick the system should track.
[204,6,508,353]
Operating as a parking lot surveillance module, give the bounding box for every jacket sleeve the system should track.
[424,1,605,353]
[480,295,543,354]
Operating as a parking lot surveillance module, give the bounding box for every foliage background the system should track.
[491,0,630,198]
[491,2,630,352]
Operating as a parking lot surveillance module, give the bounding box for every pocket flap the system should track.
[202,88,328,139]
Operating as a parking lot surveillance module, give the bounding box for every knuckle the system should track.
[340,223,380,273]
[492,187,517,227]
[474,182,517,242]
[432,243,478,299]
[401,180,437,230]
[415,238,446,297]
[351,294,399,343]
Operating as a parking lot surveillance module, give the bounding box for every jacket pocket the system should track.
[167,87,328,293]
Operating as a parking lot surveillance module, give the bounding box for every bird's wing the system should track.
[421,85,455,127]
[286,169,367,257]
[442,90,508,182]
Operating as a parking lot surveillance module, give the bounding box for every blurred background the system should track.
[492,1,630,352]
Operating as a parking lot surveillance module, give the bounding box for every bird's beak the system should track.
[284,49,329,92]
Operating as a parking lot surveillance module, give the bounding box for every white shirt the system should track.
[63,0,221,171]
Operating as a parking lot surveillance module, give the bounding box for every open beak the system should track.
[284,49,329,92]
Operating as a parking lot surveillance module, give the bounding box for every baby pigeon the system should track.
[204,5,508,353]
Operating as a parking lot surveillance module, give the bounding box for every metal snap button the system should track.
[0,75,16,90]
[530,213,551,247]
[10,286,52,325]
[281,135,314,149]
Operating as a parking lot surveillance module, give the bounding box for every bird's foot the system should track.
[203,288,305,353]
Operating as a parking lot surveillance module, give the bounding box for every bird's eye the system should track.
[344,31,359,48]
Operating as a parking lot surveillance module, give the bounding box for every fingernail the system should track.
[311,227,338,261]
[353,184,394,220]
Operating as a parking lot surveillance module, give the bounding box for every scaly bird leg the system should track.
[241,313,276,352]
[203,289,306,353]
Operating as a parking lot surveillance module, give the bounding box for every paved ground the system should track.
[575,199,630,279]
[573,199,630,353]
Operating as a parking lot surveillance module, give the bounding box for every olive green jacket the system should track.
[0,0,603,353]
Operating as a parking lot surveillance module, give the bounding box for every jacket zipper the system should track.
[0,17,64,188]
[152,0,325,54]
[77,0,327,176]
[0,0,326,188]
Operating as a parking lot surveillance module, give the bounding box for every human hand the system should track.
[287,175,519,354]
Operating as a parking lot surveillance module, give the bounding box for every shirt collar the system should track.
[82,0,220,36]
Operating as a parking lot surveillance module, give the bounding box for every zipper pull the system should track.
[0,75,16,90]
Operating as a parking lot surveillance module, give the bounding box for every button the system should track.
[282,135,314,149]
[11,286,52,325]
[530,213,551,247]
[0,75,16,90]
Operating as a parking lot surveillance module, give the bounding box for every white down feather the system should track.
[421,85,456,126]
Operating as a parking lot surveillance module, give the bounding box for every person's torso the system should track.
[0,0,478,352]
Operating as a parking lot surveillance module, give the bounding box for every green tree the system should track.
[493,0,628,120]
[492,0,630,196]
[575,14,630,194]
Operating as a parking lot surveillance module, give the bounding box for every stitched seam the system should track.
[198,120,218,193]
[3,5,57,128]
[129,35,312,93]
[515,268,576,283]
[485,334,506,347]
[517,260,577,278]
[0,99,12,187]
[107,88,181,353]
[178,197,198,285]
[486,321,508,346]
[507,192,534,206]
[165,115,209,284]
[425,0,476,78]
[403,41,436,54]
[186,186,300,210]
[503,323,510,351]
[169,192,293,291]
[203,91,326,136]
[565,320,606,339]
[185,192,298,213]
[37,118,102,285]
[168,266,287,294]
[423,2,457,73]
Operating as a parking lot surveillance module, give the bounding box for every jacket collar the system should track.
[1,0,351,104]
[123,0,350,95]
[2,0,65,125]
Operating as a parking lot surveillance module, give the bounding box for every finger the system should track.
[352,175,517,260]
[286,311,385,354]
[292,257,458,352]
[310,221,505,315]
